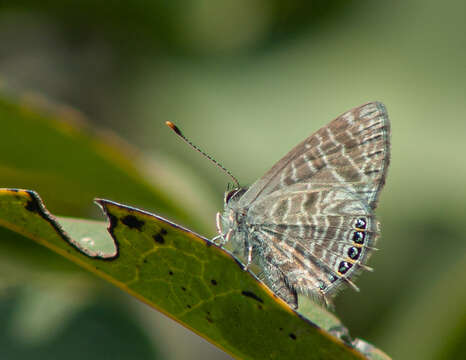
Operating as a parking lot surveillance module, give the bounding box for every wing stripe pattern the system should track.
[239,102,390,210]
[222,102,390,307]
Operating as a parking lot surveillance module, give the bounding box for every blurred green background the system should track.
[1,1,465,359]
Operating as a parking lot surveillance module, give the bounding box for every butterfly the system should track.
[167,101,390,309]
[213,102,390,308]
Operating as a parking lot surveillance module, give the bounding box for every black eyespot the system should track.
[352,231,365,244]
[355,218,367,229]
[348,247,361,260]
[328,274,338,283]
[338,261,352,274]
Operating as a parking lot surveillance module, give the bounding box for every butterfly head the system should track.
[221,187,247,231]
[215,187,248,248]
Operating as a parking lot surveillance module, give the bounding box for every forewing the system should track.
[246,185,378,297]
[238,102,390,210]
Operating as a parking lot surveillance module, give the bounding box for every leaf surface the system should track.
[0,188,376,360]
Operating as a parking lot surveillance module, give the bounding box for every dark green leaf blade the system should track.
[0,188,376,360]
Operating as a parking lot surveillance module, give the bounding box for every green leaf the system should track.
[0,188,379,360]
[0,96,201,228]
[0,94,214,272]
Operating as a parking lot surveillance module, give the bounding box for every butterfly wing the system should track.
[246,184,378,302]
[237,102,390,305]
[238,102,390,210]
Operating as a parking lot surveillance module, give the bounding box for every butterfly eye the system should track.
[224,190,237,204]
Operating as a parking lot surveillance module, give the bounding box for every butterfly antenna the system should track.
[166,121,241,188]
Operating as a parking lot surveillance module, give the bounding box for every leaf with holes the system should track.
[0,188,391,360]
[0,96,206,228]
[0,95,212,271]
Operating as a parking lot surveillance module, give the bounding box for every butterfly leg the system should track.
[215,212,223,235]
[211,235,222,245]
[242,245,253,271]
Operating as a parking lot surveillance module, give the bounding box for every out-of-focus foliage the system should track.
[0,0,465,359]
[0,0,355,56]
[0,285,159,360]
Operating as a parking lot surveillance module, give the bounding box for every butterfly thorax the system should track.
[218,188,251,255]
